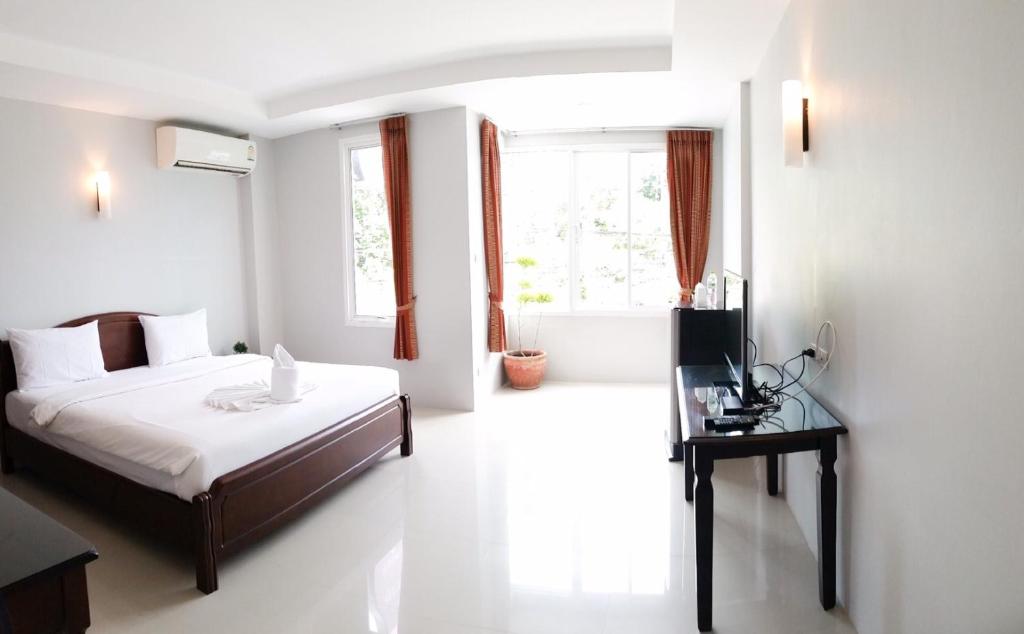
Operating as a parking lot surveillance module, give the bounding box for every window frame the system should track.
[502,141,673,317]
[341,133,396,327]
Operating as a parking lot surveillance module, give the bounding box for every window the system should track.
[343,137,396,324]
[502,145,676,313]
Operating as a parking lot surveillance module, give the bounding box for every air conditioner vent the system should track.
[173,160,251,175]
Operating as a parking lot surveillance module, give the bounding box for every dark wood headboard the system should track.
[1,311,154,397]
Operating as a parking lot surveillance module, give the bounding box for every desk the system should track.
[677,364,847,633]
[0,488,98,633]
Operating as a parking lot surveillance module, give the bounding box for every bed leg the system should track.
[192,493,219,594]
[400,394,413,457]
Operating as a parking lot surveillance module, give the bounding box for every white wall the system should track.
[0,97,249,352]
[722,82,751,279]
[238,135,284,353]
[749,2,1024,632]
[274,107,491,410]
[406,107,488,409]
[534,313,671,383]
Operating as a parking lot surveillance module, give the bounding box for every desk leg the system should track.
[64,566,91,633]
[684,443,694,502]
[817,437,837,610]
[767,453,779,496]
[694,448,714,632]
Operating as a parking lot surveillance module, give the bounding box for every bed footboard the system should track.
[194,393,412,594]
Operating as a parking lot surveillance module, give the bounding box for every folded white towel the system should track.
[273,344,295,368]
[206,380,270,411]
[271,344,300,402]
[206,378,317,412]
[271,367,299,402]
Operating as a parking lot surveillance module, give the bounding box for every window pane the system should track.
[629,152,677,308]
[350,145,396,318]
[576,152,629,310]
[502,151,570,313]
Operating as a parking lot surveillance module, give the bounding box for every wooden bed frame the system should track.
[0,312,412,594]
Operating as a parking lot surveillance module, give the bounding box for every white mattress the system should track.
[4,355,400,501]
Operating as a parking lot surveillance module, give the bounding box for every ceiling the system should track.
[672,0,791,80]
[0,0,789,138]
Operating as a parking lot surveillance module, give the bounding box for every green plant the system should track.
[509,256,553,356]
[639,173,663,202]
[233,341,248,354]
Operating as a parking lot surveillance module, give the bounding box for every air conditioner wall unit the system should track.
[156,126,257,176]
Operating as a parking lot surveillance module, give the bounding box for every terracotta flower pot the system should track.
[503,350,548,390]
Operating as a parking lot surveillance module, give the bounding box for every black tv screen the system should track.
[723,272,748,403]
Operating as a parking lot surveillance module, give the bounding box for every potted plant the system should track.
[233,341,249,354]
[503,256,553,389]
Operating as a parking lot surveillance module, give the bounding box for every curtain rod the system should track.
[329,113,407,130]
[506,125,713,137]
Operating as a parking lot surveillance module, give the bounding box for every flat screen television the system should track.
[722,272,750,412]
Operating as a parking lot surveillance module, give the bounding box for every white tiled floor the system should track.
[1,383,857,633]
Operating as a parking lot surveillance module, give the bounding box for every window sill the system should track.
[345,317,396,328]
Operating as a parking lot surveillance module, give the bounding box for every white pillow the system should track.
[139,309,212,367]
[7,320,108,390]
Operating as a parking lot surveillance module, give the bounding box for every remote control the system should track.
[704,415,758,431]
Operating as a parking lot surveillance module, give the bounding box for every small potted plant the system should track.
[503,257,553,389]
[233,341,249,354]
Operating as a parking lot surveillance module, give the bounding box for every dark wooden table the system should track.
[677,364,848,632]
[0,488,98,634]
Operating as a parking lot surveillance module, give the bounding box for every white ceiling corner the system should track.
[671,0,792,80]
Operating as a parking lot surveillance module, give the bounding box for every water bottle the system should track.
[706,273,718,309]
[706,386,720,415]
[694,283,707,309]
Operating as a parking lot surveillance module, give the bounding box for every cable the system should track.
[746,328,838,416]
[792,393,808,430]
[755,363,784,386]
[781,320,837,402]
[759,351,803,391]
[777,354,806,392]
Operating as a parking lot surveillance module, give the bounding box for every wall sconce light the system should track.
[94,171,111,218]
[782,80,809,167]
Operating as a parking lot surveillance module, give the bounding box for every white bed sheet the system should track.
[4,355,400,501]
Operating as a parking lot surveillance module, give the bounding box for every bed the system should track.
[0,312,412,594]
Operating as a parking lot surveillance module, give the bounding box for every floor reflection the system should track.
[368,540,403,634]
[506,399,671,598]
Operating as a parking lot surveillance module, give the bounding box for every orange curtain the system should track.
[667,130,713,302]
[480,119,507,352]
[380,116,418,360]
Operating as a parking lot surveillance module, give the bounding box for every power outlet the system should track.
[809,342,830,366]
